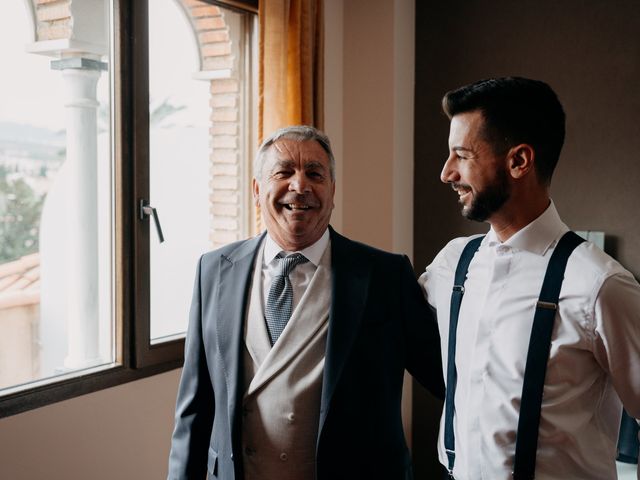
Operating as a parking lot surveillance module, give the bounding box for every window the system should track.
[0,0,257,417]
[147,0,256,345]
[0,0,114,396]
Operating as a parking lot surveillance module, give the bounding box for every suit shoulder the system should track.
[199,236,261,269]
[332,233,408,271]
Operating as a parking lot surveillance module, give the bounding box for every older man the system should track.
[420,77,640,479]
[168,125,444,480]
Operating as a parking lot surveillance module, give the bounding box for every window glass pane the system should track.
[149,0,255,342]
[0,1,114,393]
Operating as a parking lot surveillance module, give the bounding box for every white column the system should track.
[52,57,106,369]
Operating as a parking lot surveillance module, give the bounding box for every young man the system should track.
[420,77,640,479]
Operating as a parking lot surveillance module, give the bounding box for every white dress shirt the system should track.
[419,202,640,480]
[262,229,330,316]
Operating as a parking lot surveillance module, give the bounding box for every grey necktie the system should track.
[265,252,309,345]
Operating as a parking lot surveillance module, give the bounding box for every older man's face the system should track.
[253,139,335,251]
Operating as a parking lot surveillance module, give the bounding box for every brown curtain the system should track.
[258,0,324,142]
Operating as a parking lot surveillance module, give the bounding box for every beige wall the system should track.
[0,305,38,389]
[413,1,640,478]
[0,370,180,479]
[0,2,419,479]
[325,0,415,257]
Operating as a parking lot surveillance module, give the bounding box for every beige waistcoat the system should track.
[241,243,331,480]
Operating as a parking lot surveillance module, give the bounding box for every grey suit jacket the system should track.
[167,227,444,480]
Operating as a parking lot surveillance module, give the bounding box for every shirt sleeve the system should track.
[418,255,440,309]
[591,271,640,419]
[419,236,469,309]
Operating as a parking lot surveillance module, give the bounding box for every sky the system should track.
[0,1,66,130]
[0,0,210,132]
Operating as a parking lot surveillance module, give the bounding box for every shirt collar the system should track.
[263,228,330,267]
[485,201,569,256]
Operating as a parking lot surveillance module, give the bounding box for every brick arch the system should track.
[174,0,247,247]
[30,0,72,42]
[174,1,234,72]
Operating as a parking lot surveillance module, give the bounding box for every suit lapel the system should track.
[215,233,265,439]
[244,244,272,369]
[318,227,372,435]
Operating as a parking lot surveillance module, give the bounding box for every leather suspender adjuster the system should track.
[535,301,557,310]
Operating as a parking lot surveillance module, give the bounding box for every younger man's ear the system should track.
[508,144,535,179]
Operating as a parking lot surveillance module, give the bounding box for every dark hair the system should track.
[442,77,565,184]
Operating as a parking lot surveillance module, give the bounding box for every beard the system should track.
[460,168,510,222]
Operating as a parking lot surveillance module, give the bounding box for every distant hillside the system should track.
[0,121,65,145]
[0,121,65,162]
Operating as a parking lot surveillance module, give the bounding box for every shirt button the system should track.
[280,452,288,461]
[287,412,295,423]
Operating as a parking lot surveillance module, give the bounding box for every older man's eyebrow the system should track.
[272,159,296,169]
[305,161,327,171]
[269,159,328,172]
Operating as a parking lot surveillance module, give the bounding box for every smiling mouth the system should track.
[452,183,472,200]
[283,203,312,211]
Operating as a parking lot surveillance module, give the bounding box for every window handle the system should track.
[139,199,165,243]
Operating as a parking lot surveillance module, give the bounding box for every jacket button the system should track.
[287,412,295,423]
[280,452,288,461]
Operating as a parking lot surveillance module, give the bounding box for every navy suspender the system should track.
[445,231,585,479]
[513,231,585,479]
[445,235,484,476]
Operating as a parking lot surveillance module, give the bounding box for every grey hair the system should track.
[253,125,335,181]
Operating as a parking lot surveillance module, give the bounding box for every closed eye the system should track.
[307,171,324,179]
[273,170,293,179]
[452,146,474,160]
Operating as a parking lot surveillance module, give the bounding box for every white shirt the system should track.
[419,202,640,480]
[262,229,330,314]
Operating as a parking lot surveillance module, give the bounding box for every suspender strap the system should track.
[444,235,484,475]
[513,231,585,480]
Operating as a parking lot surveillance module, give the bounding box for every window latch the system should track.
[139,199,165,243]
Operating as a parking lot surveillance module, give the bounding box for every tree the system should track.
[150,97,187,127]
[0,169,44,263]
